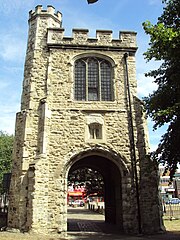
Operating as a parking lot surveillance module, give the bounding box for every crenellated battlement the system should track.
[47,28,137,50]
[29,5,62,24]
[28,6,137,50]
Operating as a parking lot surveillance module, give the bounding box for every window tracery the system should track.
[74,57,113,101]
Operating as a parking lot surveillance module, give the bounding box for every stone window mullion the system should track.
[85,61,88,101]
[74,56,113,101]
[98,61,101,101]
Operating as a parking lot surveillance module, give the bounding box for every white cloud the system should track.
[148,0,162,6]
[147,118,168,152]
[0,34,26,62]
[0,115,16,134]
[0,72,21,135]
[62,7,113,38]
[0,0,34,14]
[0,80,9,90]
[0,103,19,134]
[137,73,157,97]
[150,143,158,151]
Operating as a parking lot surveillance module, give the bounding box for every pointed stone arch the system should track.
[64,145,130,178]
[64,146,133,231]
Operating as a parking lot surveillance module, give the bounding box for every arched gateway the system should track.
[66,147,128,229]
[8,5,164,235]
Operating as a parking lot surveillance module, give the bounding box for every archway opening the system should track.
[68,167,104,207]
[67,154,123,233]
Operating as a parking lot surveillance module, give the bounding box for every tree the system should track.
[68,167,104,196]
[142,0,180,179]
[0,131,14,193]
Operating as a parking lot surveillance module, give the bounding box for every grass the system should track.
[0,219,179,240]
[164,219,180,232]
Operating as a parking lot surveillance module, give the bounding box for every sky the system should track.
[0,0,166,151]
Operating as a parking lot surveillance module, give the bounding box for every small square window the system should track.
[89,123,102,139]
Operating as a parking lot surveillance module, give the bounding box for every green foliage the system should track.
[142,0,180,179]
[68,167,104,196]
[0,131,14,193]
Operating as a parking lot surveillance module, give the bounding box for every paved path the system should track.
[67,206,180,240]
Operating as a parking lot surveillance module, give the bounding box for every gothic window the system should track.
[89,123,102,139]
[74,57,113,101]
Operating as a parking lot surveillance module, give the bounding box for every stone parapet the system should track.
[29,5,62,24]
[47,28,137,50]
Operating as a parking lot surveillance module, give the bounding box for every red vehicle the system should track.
[68,185,86,206]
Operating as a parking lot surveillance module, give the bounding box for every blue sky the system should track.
[0,0,166,151]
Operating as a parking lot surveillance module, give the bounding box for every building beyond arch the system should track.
[8,5,164,235]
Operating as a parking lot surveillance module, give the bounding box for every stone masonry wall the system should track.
[8,5,163,235]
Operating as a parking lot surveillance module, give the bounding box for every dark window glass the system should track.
[74,60,86,100]
[89,123,102,139]
[74,57,113,101]
[101,61,112,101]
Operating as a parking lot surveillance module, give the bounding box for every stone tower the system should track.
[8,5,163,235]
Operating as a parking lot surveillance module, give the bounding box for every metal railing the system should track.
[88,202,105,214]
[0,193,8,229]
[0,193,8,213]
[163,204,180,220]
